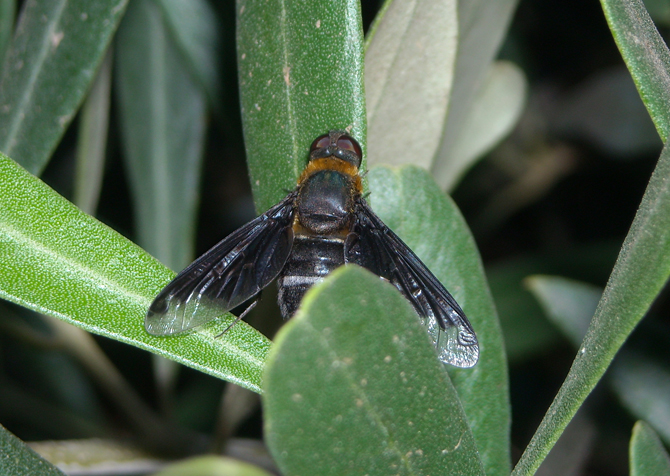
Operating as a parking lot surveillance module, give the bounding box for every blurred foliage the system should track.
[0,0,669,475]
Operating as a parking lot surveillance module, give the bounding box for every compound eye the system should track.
[310,134,331,152]
[336,136,362,159]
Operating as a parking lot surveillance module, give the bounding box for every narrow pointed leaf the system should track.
[74,48,112,215]
[526,275,670,447]
[525,275,602,345]
[432,0,519,188]
[611,352,670,446]
[0,0,15,63]
[0,154,270,393]
[512,142,670,475]
[630,421,670,476]
[0,424,65,476]
[601,0,670,142]
[0,0,128,175]
[237,0,366,212]
[116,0,207,270]
[365,0,457,170]
[437,61,527,191]
[264,266,484,476]
[368,165,510,476]
[157,0,221,110]
[153,456,274,476]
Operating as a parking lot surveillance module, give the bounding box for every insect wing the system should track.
[145,193,297,336]
[345,200,479,368]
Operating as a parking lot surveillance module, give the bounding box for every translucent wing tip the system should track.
[145,299,184,336]
[423,316,480,368]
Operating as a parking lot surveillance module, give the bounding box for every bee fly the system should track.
[146,131,479,368]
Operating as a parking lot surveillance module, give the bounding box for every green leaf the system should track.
[601,0,670,142]
[74,48,112,215]
[29,439,158,474]
[0,154,269,393]
[437,61,527,191]
[264,266,484,476]
[524,275,602,345]
[115,0,207,270]
[153,455,274,476]
[237,0,366,212]
[512,141,670,475]
[525,275,670,447]
[487,264,562,363]
[153,455,271,476]
[432,0,520,189]
[157,0,221,111]
[611,352,670,446]
[0,0,15,64]
[0,0,128,175]
[368,165,510,476]
[0,424,65,476]
[364,0,457,170]
[630,421,670,476]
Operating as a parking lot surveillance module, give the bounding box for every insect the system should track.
[146,131,479,368]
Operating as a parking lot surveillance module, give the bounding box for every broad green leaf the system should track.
[630,421,670,476]
[0,154,269,393]
[512,142,670,475]
[153,455,273,476]
[0,0,128,175]
[0,424,65,476]
[0,0,15,64]
[437,61,527,191]
[601,0,670,142]
[432,0,520,189]
[116,0,207,270]
[264,266,484,476]
[365,0,457,170]
[368,165,510,476]
[237,0,366,212]
[74,48,112,215]
[158,0,221,111]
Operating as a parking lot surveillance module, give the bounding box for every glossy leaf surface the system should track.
[264,265,484,476]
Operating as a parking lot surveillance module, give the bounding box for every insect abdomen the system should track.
[277,234,345,318]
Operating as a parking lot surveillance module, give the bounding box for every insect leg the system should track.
[216,296,260,337]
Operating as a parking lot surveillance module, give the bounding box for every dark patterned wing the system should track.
[145,192,297,336]
[345,199,479,367]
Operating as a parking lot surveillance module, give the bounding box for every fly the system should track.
[146,131,479,368]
